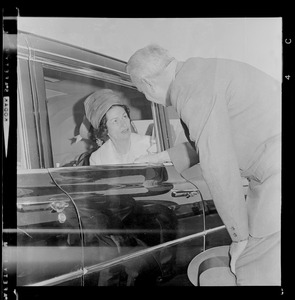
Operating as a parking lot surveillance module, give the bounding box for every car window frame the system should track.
[17,55,41,169]
[18,31,175,170]
[33,62,154,169]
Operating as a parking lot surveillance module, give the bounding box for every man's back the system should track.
[171,57,281,170]
[170,57,281,238]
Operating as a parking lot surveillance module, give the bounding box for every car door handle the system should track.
[171,189,200,198]
[49,200,69,213]
[17,197,70,213]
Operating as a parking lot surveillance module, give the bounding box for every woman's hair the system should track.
[92,104,131,145]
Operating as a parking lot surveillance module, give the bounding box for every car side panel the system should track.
[17,169,83,286]
[48,164,206,285]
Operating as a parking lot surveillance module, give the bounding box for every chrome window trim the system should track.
[17,67,31,169]
[27,225,225,286]
[17,45,134,88]
[23,34,47,168]
[151,104,173,151]
[33,48,128,76]
[17,168,50,174]
[27,269,84,287]
[151,103,163,152]
[40,60,134,88]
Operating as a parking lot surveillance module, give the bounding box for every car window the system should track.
[42,66,155,168]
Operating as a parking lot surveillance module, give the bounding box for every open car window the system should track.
[41,65,155,168]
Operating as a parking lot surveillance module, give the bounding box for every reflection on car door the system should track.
[47,163,206,286]
[17,169,84,286]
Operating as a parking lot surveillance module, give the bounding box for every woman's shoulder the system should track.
[89,140,112,164]
[93,140,112,154]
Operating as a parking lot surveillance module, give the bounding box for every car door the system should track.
[37,63,207,285]
[15,31,211,286]
[47,163,208,286]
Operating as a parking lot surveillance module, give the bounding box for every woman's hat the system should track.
[187,246,237,286]
[84,89,123,130]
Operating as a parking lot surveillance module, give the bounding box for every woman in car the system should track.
[83,89,156,165]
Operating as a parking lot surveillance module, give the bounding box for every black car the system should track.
[4,31,249,287]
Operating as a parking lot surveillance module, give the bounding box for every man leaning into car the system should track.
[126,44,281,286]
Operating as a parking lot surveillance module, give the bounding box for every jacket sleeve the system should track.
[197,96,249,242]
[167,142,199,173]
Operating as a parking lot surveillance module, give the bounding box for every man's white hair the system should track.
[126,44,173,86]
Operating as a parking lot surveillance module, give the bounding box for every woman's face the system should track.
[105,106,131,141]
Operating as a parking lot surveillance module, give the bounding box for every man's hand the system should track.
[134,154,159,164]
[134,151,171,164]
[229,239,248,275]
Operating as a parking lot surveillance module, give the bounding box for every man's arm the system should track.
[134,141,199,169]
[197,97,249,242]
[167,141,199,173]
